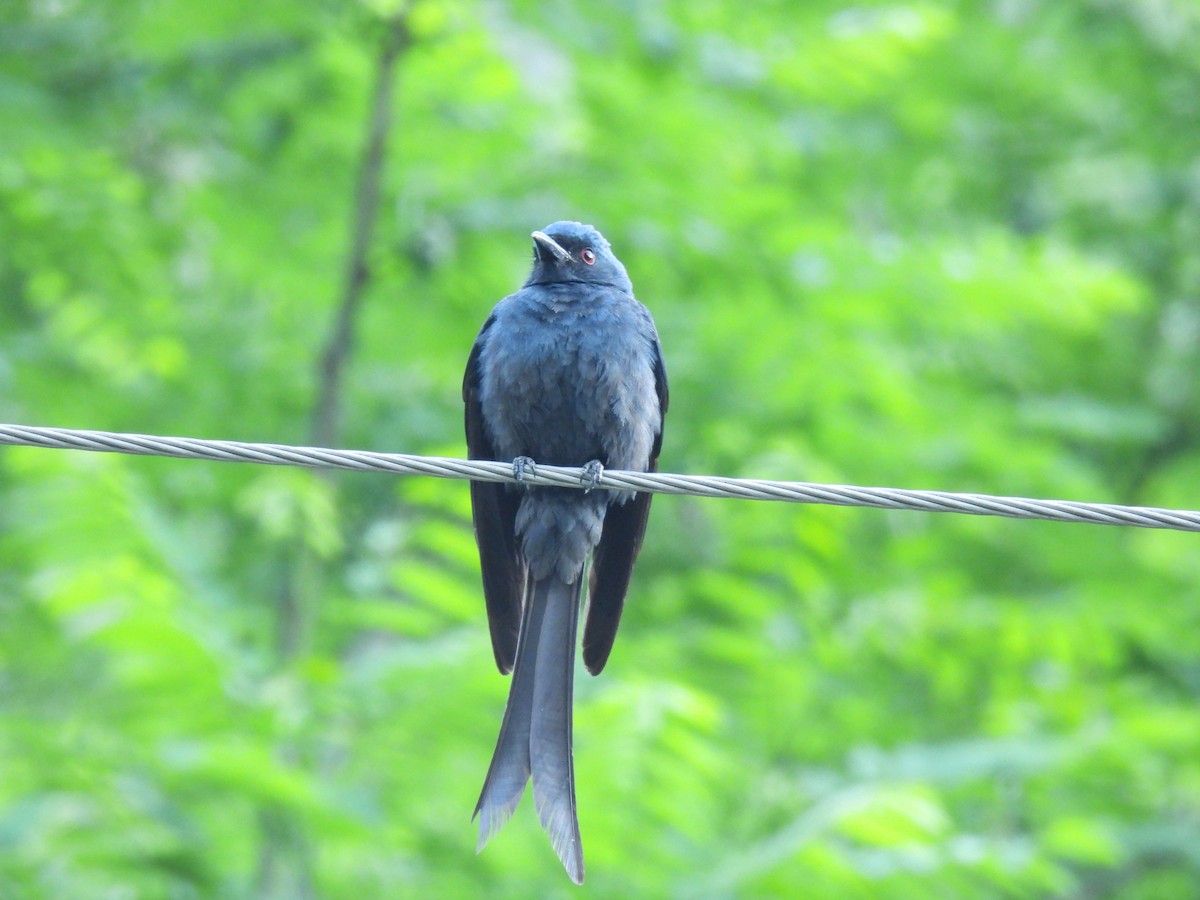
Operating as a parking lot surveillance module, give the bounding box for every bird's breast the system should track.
[479,293,659,471]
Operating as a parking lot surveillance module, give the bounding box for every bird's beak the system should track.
[531,230,571,263]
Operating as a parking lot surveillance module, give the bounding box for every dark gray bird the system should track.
[463,221,667,883]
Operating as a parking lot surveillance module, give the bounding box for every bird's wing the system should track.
[582,330,669,675]
[464,315,525,673]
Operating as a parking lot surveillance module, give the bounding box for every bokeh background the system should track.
[3,0,1200,896]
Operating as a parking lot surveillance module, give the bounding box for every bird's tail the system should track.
[474,574,585,884]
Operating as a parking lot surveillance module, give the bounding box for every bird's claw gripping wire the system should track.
[512,456,536,484]
[580,460,604,493]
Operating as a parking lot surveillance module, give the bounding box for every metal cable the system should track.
[0,423,1196,532]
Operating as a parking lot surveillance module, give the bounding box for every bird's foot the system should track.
[512,456,536,484]
[580,460,604,493]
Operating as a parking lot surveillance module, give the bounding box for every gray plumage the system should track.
[463,221,667,883]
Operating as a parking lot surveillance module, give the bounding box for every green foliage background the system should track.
[3,0,1200,896]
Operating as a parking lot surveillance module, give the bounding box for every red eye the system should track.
[581,248,596,265]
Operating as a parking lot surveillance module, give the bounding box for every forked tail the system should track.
[474,575,584,883]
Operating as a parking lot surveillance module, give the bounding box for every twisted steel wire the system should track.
[0,424,1196,532]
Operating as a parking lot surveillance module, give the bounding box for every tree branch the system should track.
[311,13,411,450]
[257,14,412,896]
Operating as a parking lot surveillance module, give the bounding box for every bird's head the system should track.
[525,221,632,292]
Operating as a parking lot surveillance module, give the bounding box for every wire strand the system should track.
[0,423,1196,533]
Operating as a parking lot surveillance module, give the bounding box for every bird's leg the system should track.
[512,456,537,484]
[580,460,604,493]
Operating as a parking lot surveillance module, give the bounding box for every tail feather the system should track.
[473,580,538,848]
[531,577,584,884]
[474,575,585,884]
